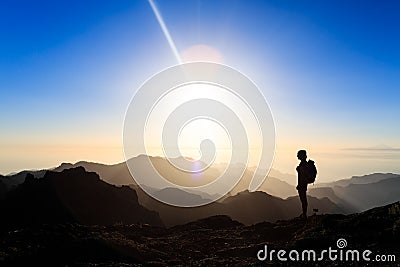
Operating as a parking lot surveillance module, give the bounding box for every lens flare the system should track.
[148,0,182,64]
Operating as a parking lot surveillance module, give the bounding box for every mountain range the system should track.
[1,156,400,226]
[0,166,344,227]
[310,176,400,212]
[1,160,400,265]
[131,184,345,227]
[0,156,297,198]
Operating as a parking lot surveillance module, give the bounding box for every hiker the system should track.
[296,150,317,219]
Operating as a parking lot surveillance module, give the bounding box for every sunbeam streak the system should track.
[148,0,182,64]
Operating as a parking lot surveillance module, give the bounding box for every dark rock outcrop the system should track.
[0,178,6,199]
[0,167,163,229]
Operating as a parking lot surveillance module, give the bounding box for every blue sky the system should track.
[1,0,399,179]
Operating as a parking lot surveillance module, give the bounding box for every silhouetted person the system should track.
[296,150,308,219]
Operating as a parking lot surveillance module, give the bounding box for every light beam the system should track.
[148,0,182,64]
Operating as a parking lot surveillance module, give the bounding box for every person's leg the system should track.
[297,189,303,215]
[298,189,307,218]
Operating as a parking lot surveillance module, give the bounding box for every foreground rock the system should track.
[0,202,399,266]
[0,167,163,229]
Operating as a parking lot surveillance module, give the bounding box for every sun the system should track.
[180,44,224,63]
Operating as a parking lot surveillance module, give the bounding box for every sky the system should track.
[1,0,399,181]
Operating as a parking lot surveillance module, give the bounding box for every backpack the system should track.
[306,160,317,184]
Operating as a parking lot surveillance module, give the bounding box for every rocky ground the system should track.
[1,201,399,266]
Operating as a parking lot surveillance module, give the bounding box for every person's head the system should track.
[297,150,307,161]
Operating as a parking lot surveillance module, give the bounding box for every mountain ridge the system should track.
[0,167,164,229]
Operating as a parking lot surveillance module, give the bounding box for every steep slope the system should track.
[308,187,358,213]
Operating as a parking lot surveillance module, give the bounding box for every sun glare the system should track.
[180,44,224,63]
[143,82,262,166]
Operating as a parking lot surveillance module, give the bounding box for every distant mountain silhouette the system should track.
[308,187,357,213]
[316,173,399,187]
[221,190,344,224]
[331,177,400,211]
[0,167,163,230]
[2,156,297,199]
[213,162,297,197]
[152,187,208,206]
[310,173,400,212]
[248,165,297,186]
[1,200,398,265]
[131,185,345,227]
[227,167,296,198]
[53,156,221,188]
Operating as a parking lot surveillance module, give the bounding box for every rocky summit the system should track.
[1,201,399,266]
